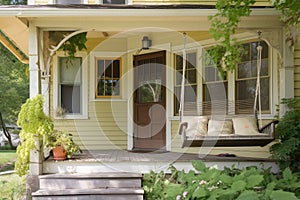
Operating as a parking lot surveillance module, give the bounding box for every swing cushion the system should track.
[207,119,233,136]
[232,117,259,135]
[184,116,208,137]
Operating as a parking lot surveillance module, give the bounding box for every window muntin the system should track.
[174,52,197,115]
[203,50,228,115]
[58,57,82,114]
[236,41,269,114]
[96,58,121,98]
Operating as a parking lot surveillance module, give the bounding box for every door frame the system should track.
[132,50,167,151]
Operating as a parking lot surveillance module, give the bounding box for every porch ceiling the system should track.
[0,17,28,63]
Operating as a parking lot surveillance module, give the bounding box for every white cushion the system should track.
[184,116,208,137]
[207,119,233,136]
[232,117,259,135]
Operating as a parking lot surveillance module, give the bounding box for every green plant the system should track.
[208,0,255,73]
[60,32,87,59]
[15,95,54,176]
[270,98,300,173]
[45,129,81,158]
[143,161,300,200]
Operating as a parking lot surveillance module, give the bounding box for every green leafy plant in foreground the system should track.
[143,161,300,200]
[15,94,54,176]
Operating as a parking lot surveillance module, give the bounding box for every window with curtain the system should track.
[58,57,82,114]
[96,58,121,98]
[174,52,197,115]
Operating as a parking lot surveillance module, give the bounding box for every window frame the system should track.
[95,57,122,98]
[173,51,198,116]
[53,51,88,119]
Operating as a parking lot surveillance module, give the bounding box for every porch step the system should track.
[32,172,144,200]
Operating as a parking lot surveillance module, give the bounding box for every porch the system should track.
[42,150,279,174]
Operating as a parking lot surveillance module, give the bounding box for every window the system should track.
[96,58,121,97]
[203,50,228,115]
[55,0,82,4]
[58,57,82,114]
[236,41,269,114]
[53,52,88,119]
[174,52,197,115]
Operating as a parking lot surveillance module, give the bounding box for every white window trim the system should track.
[53,51,88,119]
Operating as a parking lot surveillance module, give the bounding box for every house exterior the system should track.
[0,0,298,175]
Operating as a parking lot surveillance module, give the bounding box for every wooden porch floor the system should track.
[43,150,279,174]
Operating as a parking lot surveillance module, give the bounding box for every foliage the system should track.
[15,95,54,176]
[0,174,26,200]
[208,0,255,73]
[273,0,300,46]
[0,43,29,125]
[143,161,300,200]
[270,98,300,173]
[0,0,27,5]
[45,129,81,158]
[60,32,87,59]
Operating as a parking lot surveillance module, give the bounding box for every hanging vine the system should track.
[208,0,256,74]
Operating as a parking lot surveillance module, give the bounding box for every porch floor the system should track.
[43,150,279,174]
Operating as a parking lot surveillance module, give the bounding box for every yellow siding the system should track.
[295,41,300,99]
[34,0,48,4]
[32,0,271,5]
[171,120,273,158]
[132,0,271,6]
[54,101,128,150]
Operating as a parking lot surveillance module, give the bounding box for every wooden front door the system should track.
[133,51,166,150]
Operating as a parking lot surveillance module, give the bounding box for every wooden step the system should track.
[32,188,144,200]
[39,173,142,190]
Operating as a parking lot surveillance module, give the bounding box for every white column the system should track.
[28,24,43,175]
[29,24,40,98]
[280,29,295,116]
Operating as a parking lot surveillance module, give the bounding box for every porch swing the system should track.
[178,32,278,147]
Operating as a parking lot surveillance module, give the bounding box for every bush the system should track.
[143,161,300,200]
[270,98,300,173]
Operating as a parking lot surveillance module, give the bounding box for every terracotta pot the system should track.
[52,145,67,160]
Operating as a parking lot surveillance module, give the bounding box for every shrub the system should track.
[143,161,300,199]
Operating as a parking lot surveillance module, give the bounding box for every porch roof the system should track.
[0,4,281,63]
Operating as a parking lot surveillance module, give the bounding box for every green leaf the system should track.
[192,187,207,198]
[192,161,207,172]
[246,175,264,188]
[231,180,247,192]
[236,190,260,200]
[270,190,299,200]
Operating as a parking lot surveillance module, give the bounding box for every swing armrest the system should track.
[258,120,279,138]
[178,122,188,135]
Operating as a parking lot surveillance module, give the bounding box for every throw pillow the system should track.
[207,119,233,136]
[232,117,259,135]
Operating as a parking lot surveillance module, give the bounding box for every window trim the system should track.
[53,51,88,119]
[95,57,122,98]
[90,52,124,101]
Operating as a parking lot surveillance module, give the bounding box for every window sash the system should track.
[96,58,121,98]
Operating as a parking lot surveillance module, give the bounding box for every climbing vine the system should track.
[208,0,256,74]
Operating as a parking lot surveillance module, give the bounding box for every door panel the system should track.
[133,51,166,150]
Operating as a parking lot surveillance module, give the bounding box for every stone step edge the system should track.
[32,188,144,196]
[39,172,143,179]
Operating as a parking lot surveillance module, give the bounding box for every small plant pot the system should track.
[52,146,67,160]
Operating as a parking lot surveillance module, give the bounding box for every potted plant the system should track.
[45,129,81,160]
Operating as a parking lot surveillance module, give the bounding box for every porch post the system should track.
[28,24,43,176]
[279,29,295,117]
